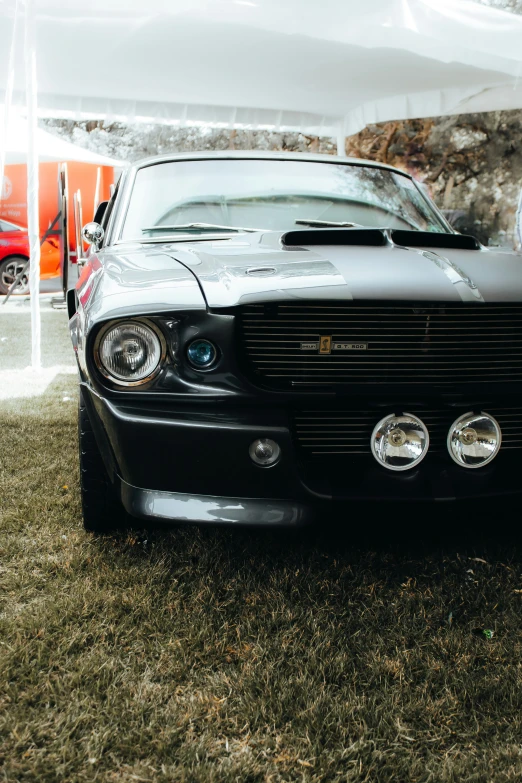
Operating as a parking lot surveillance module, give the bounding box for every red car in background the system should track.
[0,218,60,295]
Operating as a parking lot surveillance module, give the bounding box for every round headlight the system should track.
[97,320,163,384]
[187,339,218,369]
[447,411,501,468]
[371,413,430,471]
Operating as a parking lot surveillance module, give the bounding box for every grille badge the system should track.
[332,341,368,351]
[300,338,368,352]
[319,336,332,354]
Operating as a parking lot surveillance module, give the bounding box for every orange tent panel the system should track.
[0,162,114,279]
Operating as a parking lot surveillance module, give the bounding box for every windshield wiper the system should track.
[295,219,363,228]
[141,223,260,234]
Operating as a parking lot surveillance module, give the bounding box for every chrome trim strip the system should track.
[114,233,248,245]
[119,478,312,526]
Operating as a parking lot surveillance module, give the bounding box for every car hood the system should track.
[159,229,522,307]
[77,246,207,327]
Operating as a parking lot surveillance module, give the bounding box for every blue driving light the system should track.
[187,339,218,369]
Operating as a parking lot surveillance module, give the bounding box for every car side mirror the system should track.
[82,222,104,247]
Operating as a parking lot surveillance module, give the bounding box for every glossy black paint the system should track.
[282,228,481,250]
[282,228,387,246]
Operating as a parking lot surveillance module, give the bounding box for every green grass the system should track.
[2,376,522,782]
[0,308,73,370]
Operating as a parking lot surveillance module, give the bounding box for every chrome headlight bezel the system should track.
[93,318,167,387]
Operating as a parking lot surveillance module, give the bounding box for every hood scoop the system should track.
[281,227,481,251]
[282,228,387,247]
[390,230,480,250]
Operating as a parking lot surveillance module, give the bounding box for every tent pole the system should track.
[93,166,101,214]
[25,0,41,369]
[0,0,20,202]
[336,120,345,157]
[516,187,522,251]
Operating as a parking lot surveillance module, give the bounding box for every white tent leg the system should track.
[93,166,101,214]
[25,0,41,369]
[0,0,21,201]
[516,187,522,251]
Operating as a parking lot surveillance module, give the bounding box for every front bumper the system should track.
[84,385,522,526]
[119,479,311,526]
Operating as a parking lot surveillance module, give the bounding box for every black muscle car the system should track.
[69,151,522,532]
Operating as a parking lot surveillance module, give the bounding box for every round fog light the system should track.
[249,438,281,467]
[187,339,217,369]
[371,413,429,471]
[447,411,501,468]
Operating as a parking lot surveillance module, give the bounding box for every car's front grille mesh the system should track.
[293,405,522,457]
[238,302,522,387]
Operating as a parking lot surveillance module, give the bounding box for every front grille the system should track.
[294,405,522,458]
[238,302,522,387]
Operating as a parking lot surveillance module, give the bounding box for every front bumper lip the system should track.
[119,477,313,526]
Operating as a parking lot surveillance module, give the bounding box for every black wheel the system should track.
[0,256,30,295]
[78,389,127,533]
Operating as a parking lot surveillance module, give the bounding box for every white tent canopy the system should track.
[1,0,522,142]
[1,0,522,371]
[0,109,124,165]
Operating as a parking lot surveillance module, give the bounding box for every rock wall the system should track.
[478,0,522,12]
[344,112,522,247]
[40,120,336,161]
[42,110,522,247]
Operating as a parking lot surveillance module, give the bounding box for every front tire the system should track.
[78,389,127,533]
[0,256,30,295]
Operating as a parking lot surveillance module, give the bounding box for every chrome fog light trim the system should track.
[249,438,281,467]
[371,413,430,472]
[447,411,501,469]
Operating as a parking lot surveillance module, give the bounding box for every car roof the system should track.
[129,150,412,178]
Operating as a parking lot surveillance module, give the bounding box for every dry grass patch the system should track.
[2,377,522,782]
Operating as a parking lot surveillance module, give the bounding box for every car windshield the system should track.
[0,219,22,232]
[120,158,449,240]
